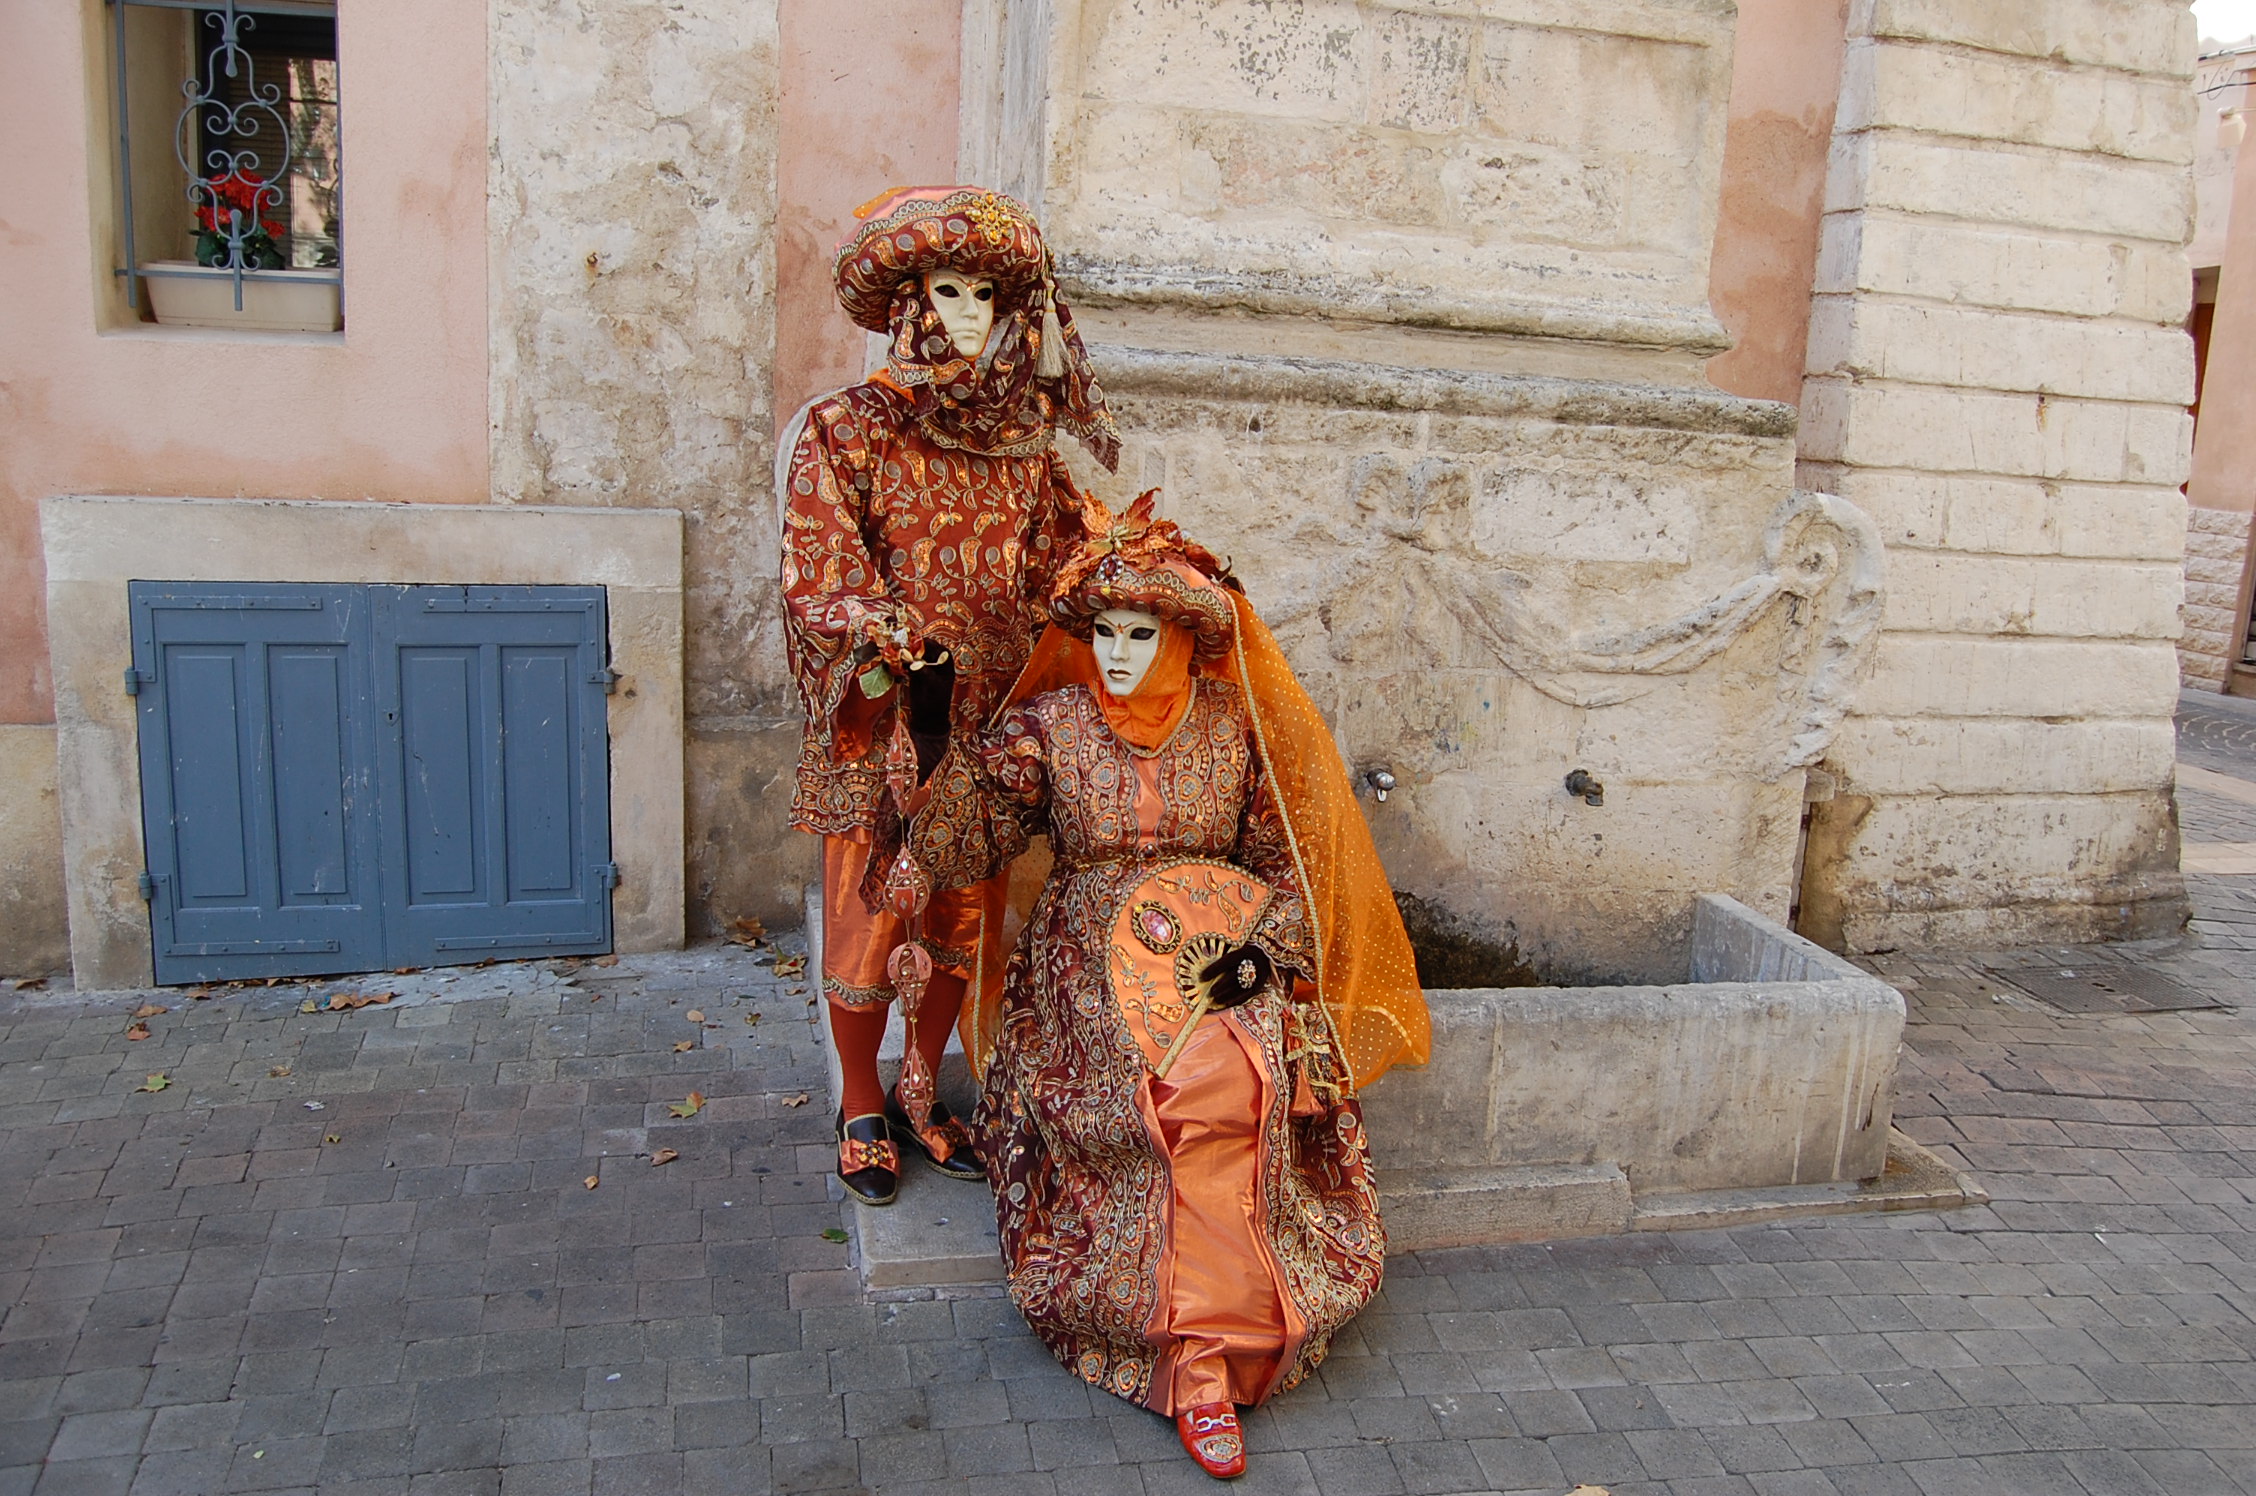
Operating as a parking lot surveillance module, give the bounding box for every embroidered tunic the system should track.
[780,379,1089,834]
[951,679,1386,1413]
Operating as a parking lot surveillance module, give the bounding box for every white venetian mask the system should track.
[1092,609,1163,697]
[923,270,997,359]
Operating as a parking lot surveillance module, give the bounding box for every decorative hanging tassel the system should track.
[1036,273,1066,382]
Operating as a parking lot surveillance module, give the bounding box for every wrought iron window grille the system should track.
[107,0,342,318]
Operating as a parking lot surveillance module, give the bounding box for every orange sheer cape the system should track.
[960,593,1430,1093]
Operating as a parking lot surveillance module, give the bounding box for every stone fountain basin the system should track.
[814,892,1975,1292]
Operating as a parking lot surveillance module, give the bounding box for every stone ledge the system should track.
[823,895,1953,1296]
[1631,1129,1986,1232]
[843,1131,1982,1294]
[1064,256,1733,355]
[1088,343,1795,439]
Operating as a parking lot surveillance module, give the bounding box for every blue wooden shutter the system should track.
[371,585,614,965]
[131,583,387,982]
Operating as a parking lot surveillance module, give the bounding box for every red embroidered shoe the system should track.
[1176,1402,1246,1479]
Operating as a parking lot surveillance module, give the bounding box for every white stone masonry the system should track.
[1796,0,2199,950]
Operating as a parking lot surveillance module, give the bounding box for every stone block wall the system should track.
[2183,506,2251,688]
[1795,0,2198,951]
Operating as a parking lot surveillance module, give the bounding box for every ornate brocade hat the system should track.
[1050,491,1237,662]
[834,186,1050,334]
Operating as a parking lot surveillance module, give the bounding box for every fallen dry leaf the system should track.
[1568,1488,1611,1496]
[268,1065,292,1078]
[590,955,619,968]
[583,1175,599,1190]
[773,956,807,978]
[780,1092,810,1108]
[125,1022,151,1041]
[391,967,421,976]
[189,987,213,1001]
[789,986,805,997]
[745,1012,762,1026]
[326,991,394,1012]
[474,958,497,968]
[673,1040,695,1053]
[666,1091,706,1119]
[727,915,767,947]
[323,1133,342,1145]
[649,1148,680,1167]
[685,1009,705,1024]
[135,1073,170,1092]
[10,976,48,991]
[133,1003,169,1018]
[299,1000,319,1014]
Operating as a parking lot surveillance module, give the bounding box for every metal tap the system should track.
[1564,769,1604,807]
[1364,768,1397,803]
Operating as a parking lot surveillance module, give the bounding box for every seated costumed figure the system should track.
[911,493,1431,1480]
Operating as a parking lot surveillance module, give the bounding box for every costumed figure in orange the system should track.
[909,494,1431,1479]
[779,186,1120,1206]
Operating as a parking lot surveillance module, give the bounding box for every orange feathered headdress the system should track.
[1048,491,1237,662]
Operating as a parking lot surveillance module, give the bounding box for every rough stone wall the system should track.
[1066,354,1874,983]
[1034,0,1738,356]
[1795,0,2197,951]
[995,0,1886,982]
[2183,506,2250,688]
[0,727,68,976]
[489,0,806,934]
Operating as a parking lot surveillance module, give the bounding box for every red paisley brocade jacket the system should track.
[780,380,1090,834]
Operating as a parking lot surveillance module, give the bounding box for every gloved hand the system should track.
[1197,944,1274,1010]
[906,640,955,735]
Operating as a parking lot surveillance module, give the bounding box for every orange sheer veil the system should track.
[958,506,1430,1094]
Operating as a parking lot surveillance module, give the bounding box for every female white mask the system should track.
[924,270,997,359]
[1092,609,1163,697]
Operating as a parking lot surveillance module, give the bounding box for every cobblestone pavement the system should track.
[1,730,2253,1494]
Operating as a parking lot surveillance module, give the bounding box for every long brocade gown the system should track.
[957,676,1386,1415]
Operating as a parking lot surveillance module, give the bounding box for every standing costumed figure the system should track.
[780,186,1120,1206]
[910,494,1432,1479]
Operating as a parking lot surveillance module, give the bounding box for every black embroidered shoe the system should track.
[835,1110,899,1205]
[884,1086,985,1181]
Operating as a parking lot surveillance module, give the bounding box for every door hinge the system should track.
[136,871,158,901]
[123,667,153,696]
[589,667,619,693]
[596,862,621,890]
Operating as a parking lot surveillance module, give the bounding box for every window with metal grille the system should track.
[107,0,342,332]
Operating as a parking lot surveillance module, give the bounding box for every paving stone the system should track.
[1,821,2252,1496]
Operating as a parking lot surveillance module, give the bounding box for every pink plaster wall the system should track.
[1705,0,1852,407]
[2192,122,2256,518]
[0,0,490,725]
[773,0,961,428]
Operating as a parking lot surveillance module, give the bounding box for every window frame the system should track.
[107,0,343,318]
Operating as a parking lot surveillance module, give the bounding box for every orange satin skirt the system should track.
[1142,1011,1303,1415]
[821,832,1009,1007]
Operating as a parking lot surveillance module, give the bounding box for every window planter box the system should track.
[140,261,341,333]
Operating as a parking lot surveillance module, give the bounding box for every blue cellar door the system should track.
[373,586,615,965]
[131,583,388,983]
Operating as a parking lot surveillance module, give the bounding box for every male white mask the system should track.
[1093,609,1164,697]
[924,270,997,359]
